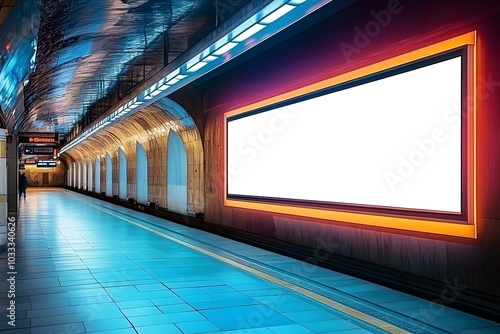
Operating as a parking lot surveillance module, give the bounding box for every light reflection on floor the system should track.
[0,188,498,334]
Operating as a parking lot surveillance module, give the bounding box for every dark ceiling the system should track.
[0,0,17,27]
[16,0,248,142]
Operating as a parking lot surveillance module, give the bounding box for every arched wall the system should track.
[87,161,93,192]
[106,153,112,196]
[81,161,87,190]
[67,164,72,187]
[118,147,127,199]
[167,130,187,214]
[73,162,77,188]
[95,157,100,193]
[60,97,204,213]
[136,142,148,204]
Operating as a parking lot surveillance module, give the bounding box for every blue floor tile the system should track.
[30,322,86,334]
[157,303,195,313]
[4,188,498,334]
[121,306,162,317]
[88,329,138,334]
[201,304,294,331]
[175,319,221,333]
[302,319,362,333]
[267,323,316,334]
[117,299,155,309]
[135,323,182,334]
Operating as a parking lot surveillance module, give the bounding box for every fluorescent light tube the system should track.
[261,4,295,24]
[203,55,218,62]
[187,61,208,72]
[157,84,170,91]
[233,23,266,42]
[213,42,238,55]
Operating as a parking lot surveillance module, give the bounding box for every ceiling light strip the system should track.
[61,0,328,154]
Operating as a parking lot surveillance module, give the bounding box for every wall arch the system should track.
[118,147,127,199]
[136,142,148,204]
[59,97,204,214]
[167,130,187,214]
[81,161,87,190]
[105,152,112,196]
[95,157,101,193]
[68,163,73,187]
[73,162,77,188]
[87,160,93,191]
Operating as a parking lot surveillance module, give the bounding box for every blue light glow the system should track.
[61,0,335,153]
[0,0,41,117]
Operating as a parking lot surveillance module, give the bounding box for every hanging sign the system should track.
[18,132,59,144]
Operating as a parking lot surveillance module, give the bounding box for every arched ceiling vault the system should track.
[61,96,201,161]
[17,0,249,140]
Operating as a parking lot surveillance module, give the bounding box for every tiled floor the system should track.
[1,188,499,333]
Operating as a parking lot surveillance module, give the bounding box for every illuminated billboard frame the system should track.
[224,32,476,238]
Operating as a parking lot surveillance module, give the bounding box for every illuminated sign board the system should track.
[24,146,55,154]
[37,160,57,168]
[18,132,59,144]
[225,32,477,238]
[227,56,462,213]
[25,159,37,164]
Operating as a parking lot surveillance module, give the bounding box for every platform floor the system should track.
[1,188,499,333]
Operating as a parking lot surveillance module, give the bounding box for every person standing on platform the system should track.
[19,173,28,199]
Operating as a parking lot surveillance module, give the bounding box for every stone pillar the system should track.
[0,129,7,251]
[7,134,18,212]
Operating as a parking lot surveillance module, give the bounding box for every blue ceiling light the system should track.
[130,100,143,108]
[233,23,266,42]
[145,85,169,99]
[166,74,187,85]
[212,41,238,56]
[186,61,208,72]
[186,55,209,73]
[203,55,218,62]
[144,79,171,100]
[261,4,296,24]
[161,68,188,85]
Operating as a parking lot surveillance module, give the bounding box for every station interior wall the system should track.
[54,0,500,318]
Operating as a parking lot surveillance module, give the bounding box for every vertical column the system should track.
[7,133,18,211]
[0,129,7,251]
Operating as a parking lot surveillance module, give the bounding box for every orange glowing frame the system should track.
[224,31,477,238]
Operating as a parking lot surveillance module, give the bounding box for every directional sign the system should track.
[18,132,58,144]
[24,146,55,154]
[37,160,57,168]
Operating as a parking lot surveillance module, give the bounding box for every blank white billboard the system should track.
[227,56,462,214]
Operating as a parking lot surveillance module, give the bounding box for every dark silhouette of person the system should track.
[19,173,28,199]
